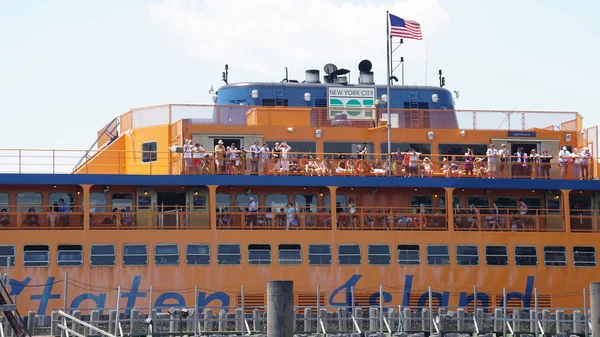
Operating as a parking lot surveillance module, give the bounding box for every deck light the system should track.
[427,131,434,141]
[565,134,572,143]
[315,129,323,139]
[52,185,57,188]
[287,127,295,133]
[431,94,439,103]
[460,130,466,137]
[251,90,259,99]
[304,93,311,102]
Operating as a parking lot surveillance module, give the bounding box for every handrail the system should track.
[57,310,116,337]
[72,116,120,173]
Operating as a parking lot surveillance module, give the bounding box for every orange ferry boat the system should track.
[1,60,599,316]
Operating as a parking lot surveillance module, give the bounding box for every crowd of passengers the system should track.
[181,140,593,179]
[215,197,562,231]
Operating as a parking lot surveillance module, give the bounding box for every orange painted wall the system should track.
[74,136,126,174]
[123,124,172,175]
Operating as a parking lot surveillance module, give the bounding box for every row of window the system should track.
[0,244,595,268]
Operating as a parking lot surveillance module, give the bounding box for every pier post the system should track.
[590,283,600,337]
[266,280,293,337]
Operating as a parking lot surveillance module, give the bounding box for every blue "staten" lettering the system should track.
[10,274,535,316]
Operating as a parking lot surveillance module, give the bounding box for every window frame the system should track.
[514,245,538,267]
[23,245,50,267]
[397,244,420,265]
[186,244,211,266]
[456,245,479,266]
[217,244,241,265]
[426,244,450,266]
[90,244,116,267]
[122,244,148,266]
[485,245,508,266]
[17,192,43,212]
[543,245,567,267]
[367,244,391,266]
[154,244,180,266]
[278,244,302,266]
[141,141,158,163]
[308,244,332,266]
[57,245,84,267]
[0,245,15,267]
[573,246,596,267]
[338,244,362,265]
[248,244,272,265]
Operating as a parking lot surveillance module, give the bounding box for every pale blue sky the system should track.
[0,0,597,154]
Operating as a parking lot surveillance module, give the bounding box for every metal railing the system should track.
[0,148,597,180]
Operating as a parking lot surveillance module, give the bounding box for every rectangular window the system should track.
[155,244,179,266]
[112,193,133,207]
[397,245,420,265]
[90,245,116,266]
[514,246,537,266]
[544,246,567,267]
[485,245,508,266]
[248,244,271,265]
[323,142,375,159]
[456,245,479,266]
[308,244,331,265]
[368,245,390,265]
[123,244,148,266]
[380,142,432,156]
[23,245,49,267]
[338,244,361,265]
[89,193,108,212]
[187,244,210,265]
[17,192,43,212]
[0,245,15,267]
[437,144,488,162]
[573,246,596,267]
[427,245,449,266]
[269,141,316,154]
[141,141,158,163]
[217,244,241,265]
[278,244,301,265]
[57,245,83,267]
[467,196,489,208]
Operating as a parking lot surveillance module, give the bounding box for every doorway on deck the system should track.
[157,191,187,227]
[510,142,539,156]
[211,138,244,149]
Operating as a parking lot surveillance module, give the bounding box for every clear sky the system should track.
[0,0,598,153]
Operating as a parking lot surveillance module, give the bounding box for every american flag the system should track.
[389,13,422,40]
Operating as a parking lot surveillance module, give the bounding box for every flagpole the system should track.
[386,11,393,175]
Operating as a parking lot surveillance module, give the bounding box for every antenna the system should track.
[282,67,289,82]
[221,64,229,84]
[208,85,214,94]
[438,69,445,87]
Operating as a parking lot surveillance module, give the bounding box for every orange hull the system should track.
[3,230,592,315]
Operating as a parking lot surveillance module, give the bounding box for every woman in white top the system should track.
[347,198,357,228]
[571,148,581,179]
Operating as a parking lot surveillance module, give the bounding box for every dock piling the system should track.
[266,280,293,337]
[590,283,600,337]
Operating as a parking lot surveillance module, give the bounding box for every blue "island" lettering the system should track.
[8,274,535,316]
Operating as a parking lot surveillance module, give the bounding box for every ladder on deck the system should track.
[0,278,29,337]
[407,90,421,128]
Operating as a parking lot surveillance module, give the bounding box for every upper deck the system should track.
[0,103,597,182]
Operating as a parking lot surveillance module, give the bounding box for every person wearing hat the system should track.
[214,140,225,173]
